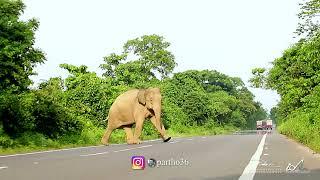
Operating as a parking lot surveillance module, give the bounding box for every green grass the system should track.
[0,124,238,155]
[278,111,320,153]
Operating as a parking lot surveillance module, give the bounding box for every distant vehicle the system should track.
[256,120,262,130]
[266,119,273,130]
[262,120,267,130]
[256,119,273,130]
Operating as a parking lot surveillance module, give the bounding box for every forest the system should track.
[250,0,320,152]
[0,0,267,153]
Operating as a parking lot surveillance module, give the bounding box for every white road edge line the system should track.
[0,139,161,158]
[113,145,153,153]
[0,166,8,170]
[238,133,267,180]
[0,145,104,158]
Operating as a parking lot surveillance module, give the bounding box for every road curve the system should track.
[0,131,320,180]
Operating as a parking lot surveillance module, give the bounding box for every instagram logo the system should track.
[131,156,145,170]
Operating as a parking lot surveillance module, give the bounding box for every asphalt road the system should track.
[1,130,320,180]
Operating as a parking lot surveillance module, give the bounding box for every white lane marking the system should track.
[201,137,207,139]
[169,141,180,144]
[0,145,103,158]
[143,139,161,142]
[113,145,153,153]
[80,151,109,157]
[263,153,269,156]
[238,133,267,180]
[80,145,153,156]
[186,138,193,141]
[0,166,8,170]
[0,139,161,158]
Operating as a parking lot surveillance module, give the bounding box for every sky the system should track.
[22,0,302,111]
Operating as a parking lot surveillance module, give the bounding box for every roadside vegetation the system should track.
[0,0,266,154]
[250,0,320,152]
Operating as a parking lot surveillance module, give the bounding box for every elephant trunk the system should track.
[153,107,171,142]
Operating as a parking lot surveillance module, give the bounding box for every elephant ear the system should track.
[137,90,146,105]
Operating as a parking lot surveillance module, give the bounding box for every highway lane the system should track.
[0,131,320,180]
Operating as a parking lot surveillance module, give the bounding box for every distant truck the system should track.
[262,121,267,129]
[256,119,273,130]
[256,120,263,130]
[266,119,273,130]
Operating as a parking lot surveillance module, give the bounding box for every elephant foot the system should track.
[127,139,135,145]
[132,139,142,144]
[101,139,109,146]
[101,142,109,146]
[163,136,171,142]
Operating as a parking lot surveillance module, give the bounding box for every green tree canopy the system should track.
[0,0,45,92]
[100,34,177,85]
[296,0,320,38]
[250,33,320,118]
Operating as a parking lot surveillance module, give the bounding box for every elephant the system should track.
[101,87,171,145]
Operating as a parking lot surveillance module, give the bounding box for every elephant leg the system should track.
[123,125,134,144]
[150,116,171,142]
[101,127,113,146]
[133,118,144,144]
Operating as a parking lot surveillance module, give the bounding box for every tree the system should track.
[246,102,267,129]
[123,34,176,79]
[250,34,320,118]
[296,0,320,38]
[0,0,45,92]
[269,107,277,121]
[249,68,268,89]
[100,34,177,85]
[163,70,264,127]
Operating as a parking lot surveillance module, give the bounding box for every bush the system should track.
[277,84,320,152]
[0,92,36,136]
[34,78,84,138]
[278,109,320,152]
[0,134,14,148]
[0,78,84,138]
[161,98,189,128]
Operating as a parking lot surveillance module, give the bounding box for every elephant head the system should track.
[138,88,163,132]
